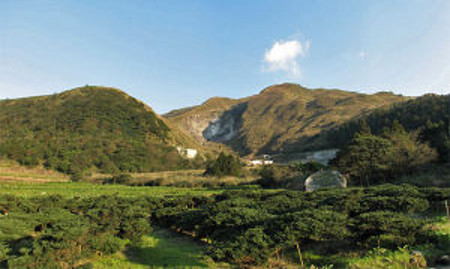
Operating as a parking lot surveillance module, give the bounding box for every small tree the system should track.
[109,173,132,184]
[383,121,437,178]
[204,152,242,177]
[332,133,393,186]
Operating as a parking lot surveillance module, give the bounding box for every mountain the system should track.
[165,83,408,156]
[0,86,203,174]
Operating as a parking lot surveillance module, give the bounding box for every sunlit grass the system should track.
[88,168,259,188]
[93,229,227,268]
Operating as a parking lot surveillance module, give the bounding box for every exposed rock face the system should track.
[164,97,243,145]
[203,115,237,142]
[304,170,347,192]
[177,113,222,143]
[203,102,246,143]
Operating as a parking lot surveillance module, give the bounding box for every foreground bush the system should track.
[153,184,444,267]
[0,195,152,268]
[1,184,448,267]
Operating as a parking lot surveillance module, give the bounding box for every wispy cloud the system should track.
[263,38,309,78]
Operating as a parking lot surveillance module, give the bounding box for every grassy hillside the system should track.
[166,83,408,155]
[0,86,203,175]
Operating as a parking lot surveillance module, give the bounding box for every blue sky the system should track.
[1,0,450,113]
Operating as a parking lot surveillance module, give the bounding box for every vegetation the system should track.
[0,86,203,176]
[0,182,221,198]
[0,158,68,183]
[92,229,219,268]
[257,161,326,189]
[324,94,450,163]
[165,83,407,155]
[332,121,438,185]
[204,152,243,177]
[151,184,450,267]
[1,177,450,267]
[0,194,152,268]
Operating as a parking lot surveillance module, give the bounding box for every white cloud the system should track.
[359,50,367,59]
[264,39,309,78]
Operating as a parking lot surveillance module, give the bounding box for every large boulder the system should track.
[304,170,347,192]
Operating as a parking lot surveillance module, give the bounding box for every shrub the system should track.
[90,234,124,255]
[258,165,293,188]
[257,164,304,189]
[290,160,326,174]
[70,171,85,182]
[106,173,133,185]
[349,211,425,248]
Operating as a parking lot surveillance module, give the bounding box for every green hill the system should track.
[165,83,408,156]
[0,86,202,175]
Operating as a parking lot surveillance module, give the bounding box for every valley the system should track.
[0,84,449,268]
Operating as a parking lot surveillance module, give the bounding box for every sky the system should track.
[1,0,450,113]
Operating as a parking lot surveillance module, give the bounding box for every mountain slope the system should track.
[0,86,202,174]
[165,83,408,156]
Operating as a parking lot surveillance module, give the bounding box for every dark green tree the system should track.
[204,152,242,177]
[332,132,393,185]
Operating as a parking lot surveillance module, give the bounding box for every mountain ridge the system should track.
[165,83,409,156]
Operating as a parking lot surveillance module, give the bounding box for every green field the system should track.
[0,182,221,198]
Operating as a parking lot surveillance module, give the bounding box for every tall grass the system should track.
[0,158,68,182]
[89,168,259,188]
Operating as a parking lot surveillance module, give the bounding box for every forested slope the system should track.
[0,86,202,175]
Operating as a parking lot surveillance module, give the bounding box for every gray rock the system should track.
[304,170,347,192]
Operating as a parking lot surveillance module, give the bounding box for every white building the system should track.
[176,147,198,159]
[185,148,198,159]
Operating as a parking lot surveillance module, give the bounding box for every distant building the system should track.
[247,154,274,166]
[176,147,198,159]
